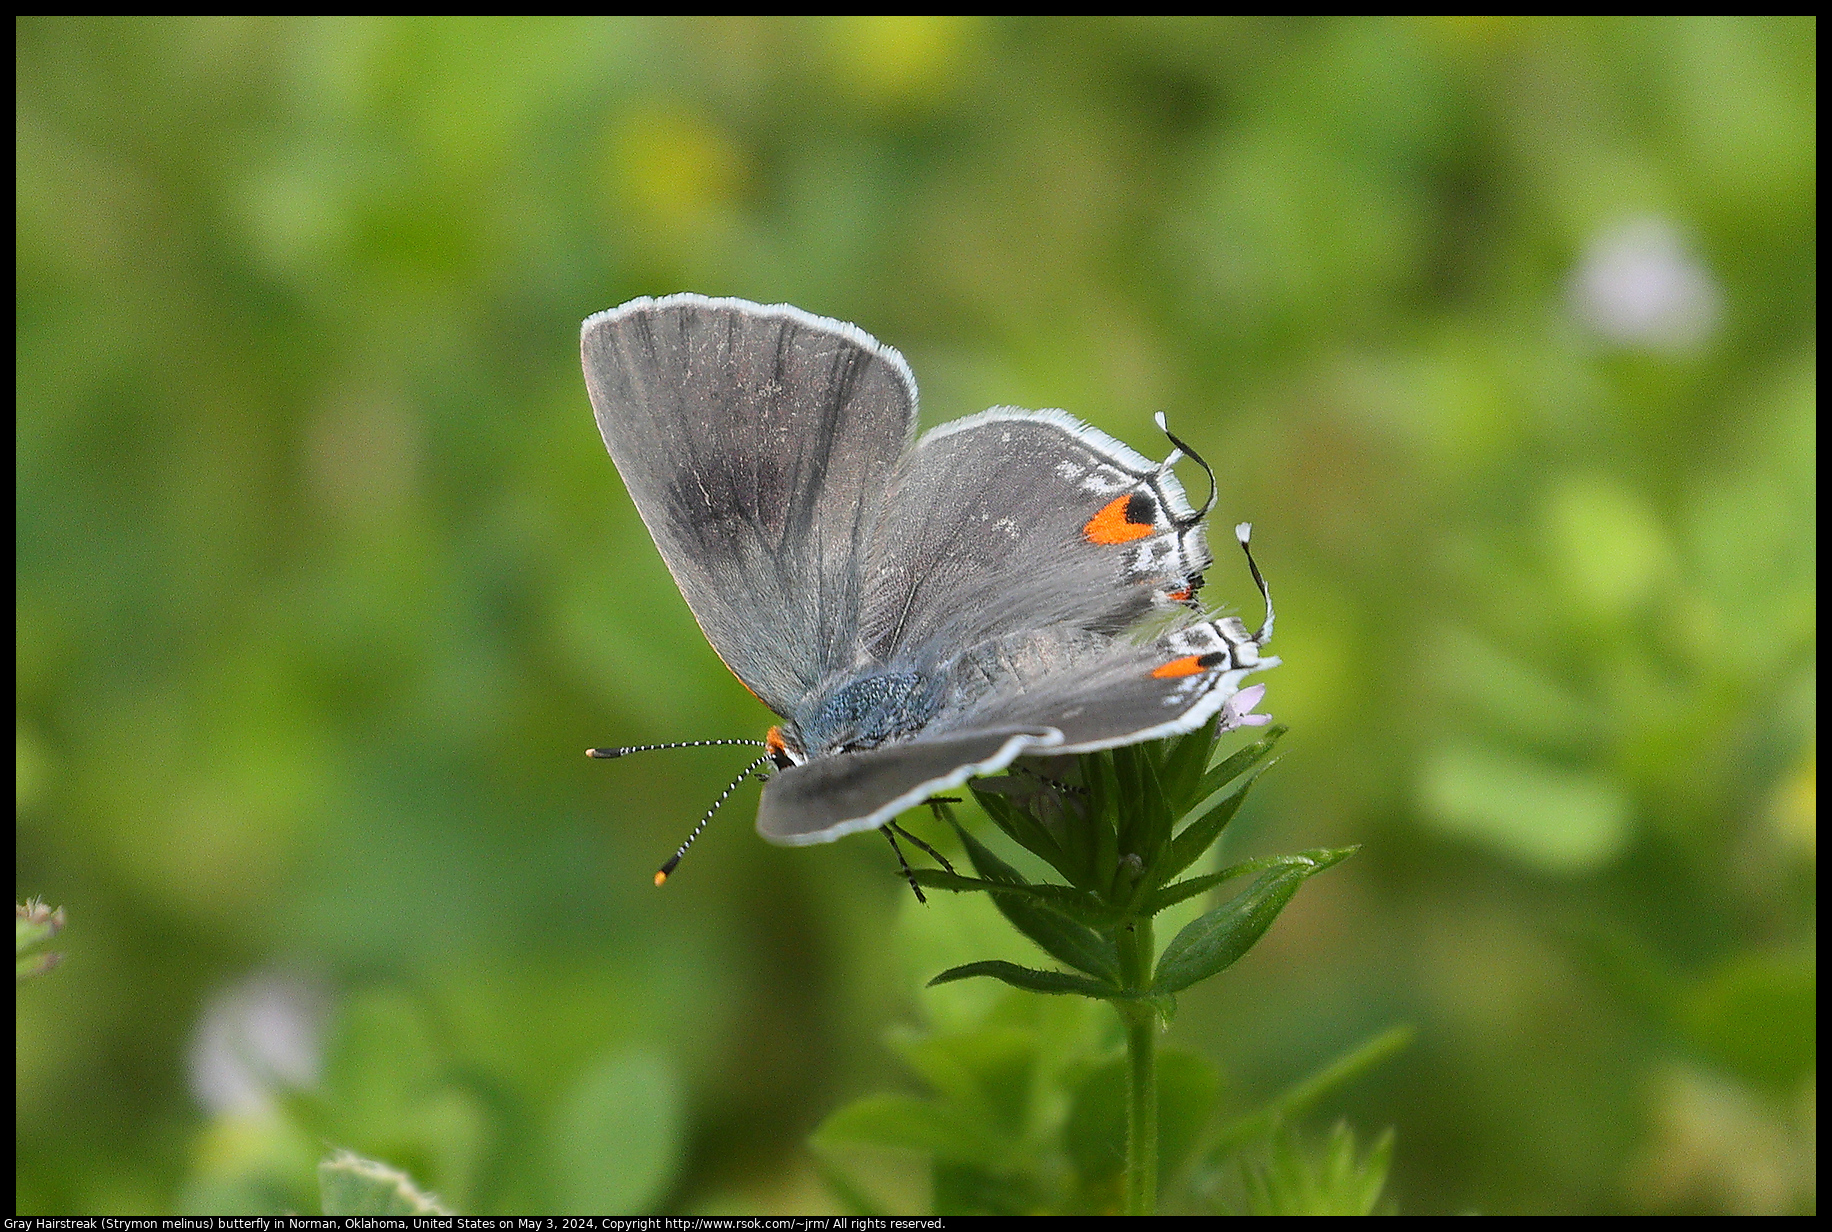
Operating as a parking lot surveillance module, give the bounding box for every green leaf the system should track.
[551,1048,684,1215]
[1110,746,1142,866]
[1081,754,1120,892]
[813,1093,1003,1166]
[1144,856,1289,915]
[1209,1026,1414,1160]
[1115,748,1175,896]
[317,1151,449,1216]
[934,1162,1043,1216]
[1153,848,1357,994]
[1678,951,1817,1093]
[928,960,1120,998]
[1155,761,1274,886]
[943,813,1121,983]
[887,1026,1038,1139]
[1007,905,1124,985]
[1157,715,1222,812]
[972,781,1074,881]
[910,869,1102,918]
[1240,1122,1394,1216]
[1193,725,1286,805]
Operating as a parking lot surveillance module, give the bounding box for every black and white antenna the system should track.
[1154,411,1218,527]
[1235,522,1274,644]
[587,738,767,759]
[650,753,773,885]
[585,738,773,885]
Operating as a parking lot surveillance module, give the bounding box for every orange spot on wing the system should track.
[1165,587,1192,602]
[1084,494,1156,545]
[1151,652,1224,679]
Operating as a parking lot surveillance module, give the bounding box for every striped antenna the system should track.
[1235,522,1274,644]
[587,738,767,759]
[1154,412,1218,525]
[653,753,772,886]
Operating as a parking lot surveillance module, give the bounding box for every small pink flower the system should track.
[1218,684,1272,733]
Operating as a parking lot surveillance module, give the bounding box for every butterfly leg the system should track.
[882,826,927,903]
[888,817,956,875]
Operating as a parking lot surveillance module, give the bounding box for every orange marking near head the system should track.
[1165,587,1192,602]
[766,726,788,757]
[1084,494,1157,545]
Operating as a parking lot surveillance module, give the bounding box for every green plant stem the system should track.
[1119,914,1157,1216]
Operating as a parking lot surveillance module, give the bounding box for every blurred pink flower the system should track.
[188,970,328,1115]
[1218,683,1272,733]
[1570,216,1721,353]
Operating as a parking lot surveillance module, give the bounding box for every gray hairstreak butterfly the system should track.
[581,295,1276,883]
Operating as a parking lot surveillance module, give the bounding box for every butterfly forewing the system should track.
[583,295,917,714]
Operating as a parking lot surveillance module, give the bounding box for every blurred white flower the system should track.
[188,970,328,1115]
[1570,216,1721,352]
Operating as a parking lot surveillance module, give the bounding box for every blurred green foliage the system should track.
[16,15,1814,1215]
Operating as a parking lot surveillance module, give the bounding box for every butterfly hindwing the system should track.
[855,409,1210,664]
[757,620,1273,843]
[756,726,1060,845]
[944,618,1274,753]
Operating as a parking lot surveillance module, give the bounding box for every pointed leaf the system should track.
[1084,744,1113,891]
[1144,856,1290,914]
[1117,749,1175,890]
[1154,848,1357,994]
[1193,726,1285,805]
[909,869,1102,920]
[1002,902,1119,983]
[972,782,1073,879]
[942,813,1121,982]
[1241,1122,1394,1215]
[1071,754,1118,890]
[927,960,1120,998]
[1159,718,1217,809]
[1157,761,1275,886]
[1209,1025,1413,1160]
